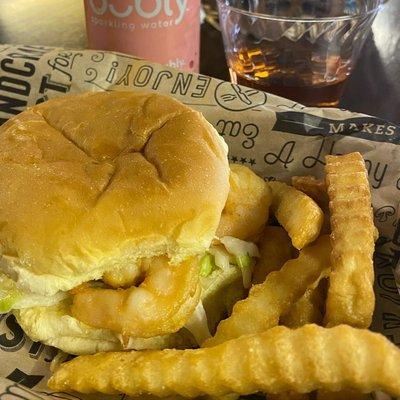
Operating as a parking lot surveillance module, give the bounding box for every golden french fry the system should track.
[279,280,326,400]
[291,175,330,234]
[316,389,371,400]
[253,226,294,284]
[48,324,400,398]
[291,175,329,211]
[324,153,375,328]
[269,181,324,249]
[280,278,327,328]
[216,164,272,240]
[279,276,353,400]
[203,236,331,348]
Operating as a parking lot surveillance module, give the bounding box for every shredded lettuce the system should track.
[184,301,211,345]
[236,254,252,269]
[236,254,253,289]
[0,292,21,313]
[0,274,67,312]
[209,245,230,270]
[199,253,215,277]
[218,237,259,289]
[220,236,259,258]
[200,267,245,334]
[0,275,22,313]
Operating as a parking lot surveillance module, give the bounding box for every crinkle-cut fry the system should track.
[291,176,329,211]
[253,226,294,284]
[203,236,331,348]
[269,181,324,249]
[48,325,400,398]
[316,389,371,399]
[324,153,375,328]
[268,393,309,399]
[279,278,328,400]
[280,278,327,328]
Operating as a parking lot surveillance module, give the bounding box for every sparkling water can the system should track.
[84,0,200,72]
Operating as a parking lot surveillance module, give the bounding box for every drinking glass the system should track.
[217,0,382,106]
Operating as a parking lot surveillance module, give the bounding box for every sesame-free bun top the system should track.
[0,92,229,296]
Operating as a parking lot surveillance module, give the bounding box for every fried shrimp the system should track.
[49,325,400,398]
[71,257,200,338]
[216,164,272,240]
[102,264,143,288]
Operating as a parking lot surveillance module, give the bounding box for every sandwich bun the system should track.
[0,92,229,296]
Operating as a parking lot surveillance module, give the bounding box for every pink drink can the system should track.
[84,0,201,72]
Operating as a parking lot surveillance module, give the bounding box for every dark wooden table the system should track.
[0,0,399,124]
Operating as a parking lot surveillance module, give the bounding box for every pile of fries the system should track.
[49,153,400,399]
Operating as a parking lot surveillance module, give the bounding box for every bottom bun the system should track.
[14,300,195,355]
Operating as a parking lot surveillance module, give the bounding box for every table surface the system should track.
[0,0,399,124]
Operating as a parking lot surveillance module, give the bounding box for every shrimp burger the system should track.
[0,92,268,355]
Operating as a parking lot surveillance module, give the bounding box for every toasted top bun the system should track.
[0,92,229,295]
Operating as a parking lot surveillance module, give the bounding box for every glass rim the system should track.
[216,0,382,22]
